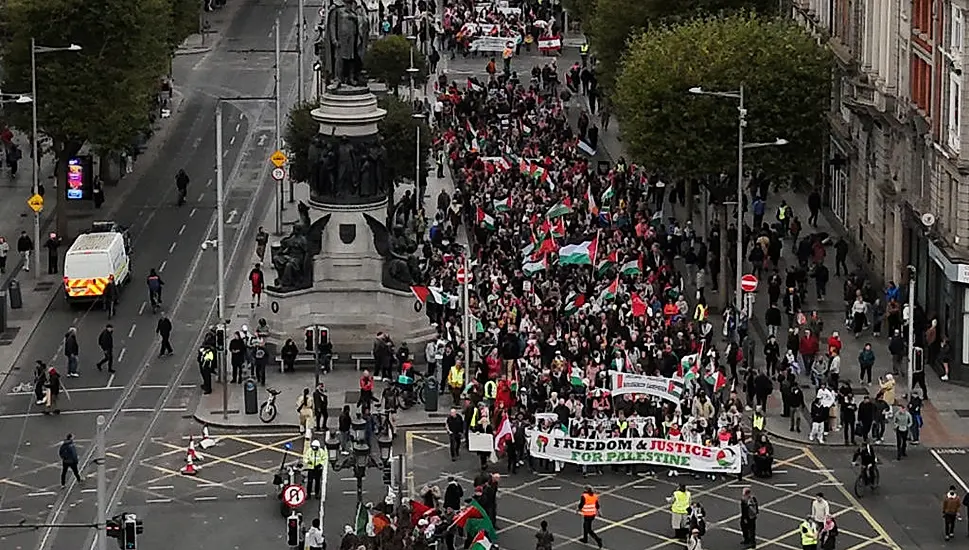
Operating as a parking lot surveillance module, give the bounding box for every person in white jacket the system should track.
[811,493,830,527]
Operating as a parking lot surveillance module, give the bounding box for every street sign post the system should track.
[271,167,286,181]
[740,274,758,293]
[456,266,472,285]
[282,484,306,508]
[270,150,288,168]
[27,194,43,213]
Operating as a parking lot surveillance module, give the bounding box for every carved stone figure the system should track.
[308,134,389,206]
[322,0,370,88]
[362,212,421,291]
[270,202,332,292]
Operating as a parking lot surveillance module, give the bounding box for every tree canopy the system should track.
[2,0,173,234]
[169,0,202,53]
[365,35,428,96]
[613,14,833,188]
[588,0,776,93]
[284,95,430,188]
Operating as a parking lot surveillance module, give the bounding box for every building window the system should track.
[953,7,965,53]
[950,75,962,151]
[950,173,959,235]
[913,56,932,113]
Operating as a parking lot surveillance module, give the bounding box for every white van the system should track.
[62,232,131,303]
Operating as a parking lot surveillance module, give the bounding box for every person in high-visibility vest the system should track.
[577,486,603,548]
[302,439,325,499]
[579,43,590,67]
[667,484,691,539]
[752,407,766,434]
[483,379,497,403]
[800,516,819,550]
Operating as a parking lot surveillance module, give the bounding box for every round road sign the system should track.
[740,274,758,293]
[282,484,306,508]
[456,266,471,284]
[271,167,286,181]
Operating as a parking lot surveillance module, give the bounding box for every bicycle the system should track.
[259,388,281,423]
[149,290,161,314]
[853,462,880,497]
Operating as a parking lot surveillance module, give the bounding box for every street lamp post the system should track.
[907,265,916,398]
[324,419,394,510]
[412,111,425,214]
[406,34,419,105]
[688,85,788,309]
[30,40,81,275]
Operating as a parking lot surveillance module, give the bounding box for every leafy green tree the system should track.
[562,0,598,36]
[377,96,430,187]
[283,96,430,189]
[283,99,322,184]
[614,14,832,182]
[169,0,202,53]
[364,35,428,97]
[589,0,776,93]
[2,0,171,237]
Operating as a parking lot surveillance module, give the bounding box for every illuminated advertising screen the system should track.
[67,157,84,200]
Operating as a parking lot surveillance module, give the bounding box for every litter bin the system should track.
[8,279,22,310]
[243,378,259,415]
[423,376,439,412]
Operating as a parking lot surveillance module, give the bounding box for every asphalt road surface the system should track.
[0,1,308,549]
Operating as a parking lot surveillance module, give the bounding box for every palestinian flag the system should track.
[467,78,483,92]
[476,207,495,230]
[649,210,663,227]
[563,291,586,316]
[600,184,615,205]
[522,256,547,276]
[410,498,438,526]
[586,185,599,217]
[453,499,497,541]
[493,196,512,212]
[679,354,700,382]
[705,369,727,392]
[519,158,530,174]
[467,138,480,153]
[411,286,450,305]
[470,315,485,333]
[621,256,642,276]
[531,236,559,260]
[470,531,493,550]
[570,366,585,386]
[542,217,565,239]
[355,502,372,536]
[597,249,618,276]
[631,292,647,317]
[559,236,598,265]
[531,164,548,182]
[600,276,619,301]
[466,120,478,138]
[546,199,573,219]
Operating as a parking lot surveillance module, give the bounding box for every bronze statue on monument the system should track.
[319,0,370,88]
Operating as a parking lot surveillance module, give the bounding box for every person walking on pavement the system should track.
[59,434,82,487]
[305,518,325,550]
[64,327,79,377]
[535,520,554,550]
[789,382,805,433]
[668,483,691,540]
[740,487,759,547]
[0,235,9,273]
[45,366,61,414]
[44,232,61,274]
[297,387,314,435]
[578,486,603,548]
[249,262,264,308]
[103,275,118,318]
[811,493,830,528]
[834,238,849,276]
[807,189,821,227]
[175,168,189,206]
[800,515,819,550]
[198,347,214,394]
[95,324,115,373]
[943,486,961,541]
[303,439,325,499]
[254,226,269,262]
[17,230,32,271]
[858,343,875,384]
[892,403,912,460]
[446,407,464,461]
[156,312,173,357]
[909,390,924,444]
[313,383,328,431]
[33,360,47,404]
[809,397,827,443]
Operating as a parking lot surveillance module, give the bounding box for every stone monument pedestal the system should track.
[266,86,435,355]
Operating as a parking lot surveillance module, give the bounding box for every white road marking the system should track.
[632,485,655,489]
[146,498,172,504]
[80,488,96,494]
[341,490,365,495]
[0,408,187,419]
[236,494,265,499]
[179,224,186,235]
[223,149,229,158]
[775,483,798,488]
[190,208,197,218]
[243,481,267,486]
[820,482,843,486]
[159,260,167,273]
[0,507,23,513]
[198,192,206,201]
[194,496,218,501]
[128,325,137,338]
[105,374,115,388]
[235,123,241,133]
[148,486,174,491]
[772,469,789,474]
[205,179,212,188]
[28,491,56,497]
[118,348,126,363]
[169,242,177,254]
[932,449,969,492]
[538,486,561,491]
[339,477,356,482]
[138,302,146,315]
[229,135,236,146]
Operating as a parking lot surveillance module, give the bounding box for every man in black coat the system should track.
[740,488,759,547]
[156,312,174,357]
[443,477,464,511]
[95,324,115,373]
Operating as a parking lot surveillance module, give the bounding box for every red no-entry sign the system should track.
[457,267,471,285]
[740,274,758,293]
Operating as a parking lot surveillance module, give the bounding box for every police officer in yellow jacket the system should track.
[800,515,818,550]
[577,486,603,548]
[667,483,691,539]
[303,439,325,499]
[198,347,214,395]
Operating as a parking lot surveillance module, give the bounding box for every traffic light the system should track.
[123,513,142,549]
[215,324,226,351]
[304,325,330,353]
[286,511,302,547]
[106,515,123,549]
[304,328,314,351]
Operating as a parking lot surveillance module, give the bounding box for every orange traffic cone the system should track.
[199,425,216,450]
[181,454,199,476]
[185,437,204,462]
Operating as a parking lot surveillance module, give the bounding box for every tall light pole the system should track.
[412,112,425,214]
[688,85,788,308]
[406,34,419,104]
[30,40,81,275]
[297,0,305,105]
[907,265,916,398]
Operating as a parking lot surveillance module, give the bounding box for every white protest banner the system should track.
[534,412,557,424]
[497,6,521,16]
[538,37,562,51]
[468,432,494,452]
[610,372,685,401]
[470,36,514,52]
[528,432,743,473]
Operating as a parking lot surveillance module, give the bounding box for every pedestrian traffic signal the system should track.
[304,325,329,352]
[286,511,302,546]
[123,513,142,549]
[305,328,314,351]
[106,515,123,549]
[215,324,226,351]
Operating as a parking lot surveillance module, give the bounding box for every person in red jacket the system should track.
[358,370,375,408]
[248,263,264,308]
[799,329,820,368]
[827,331,843,356]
